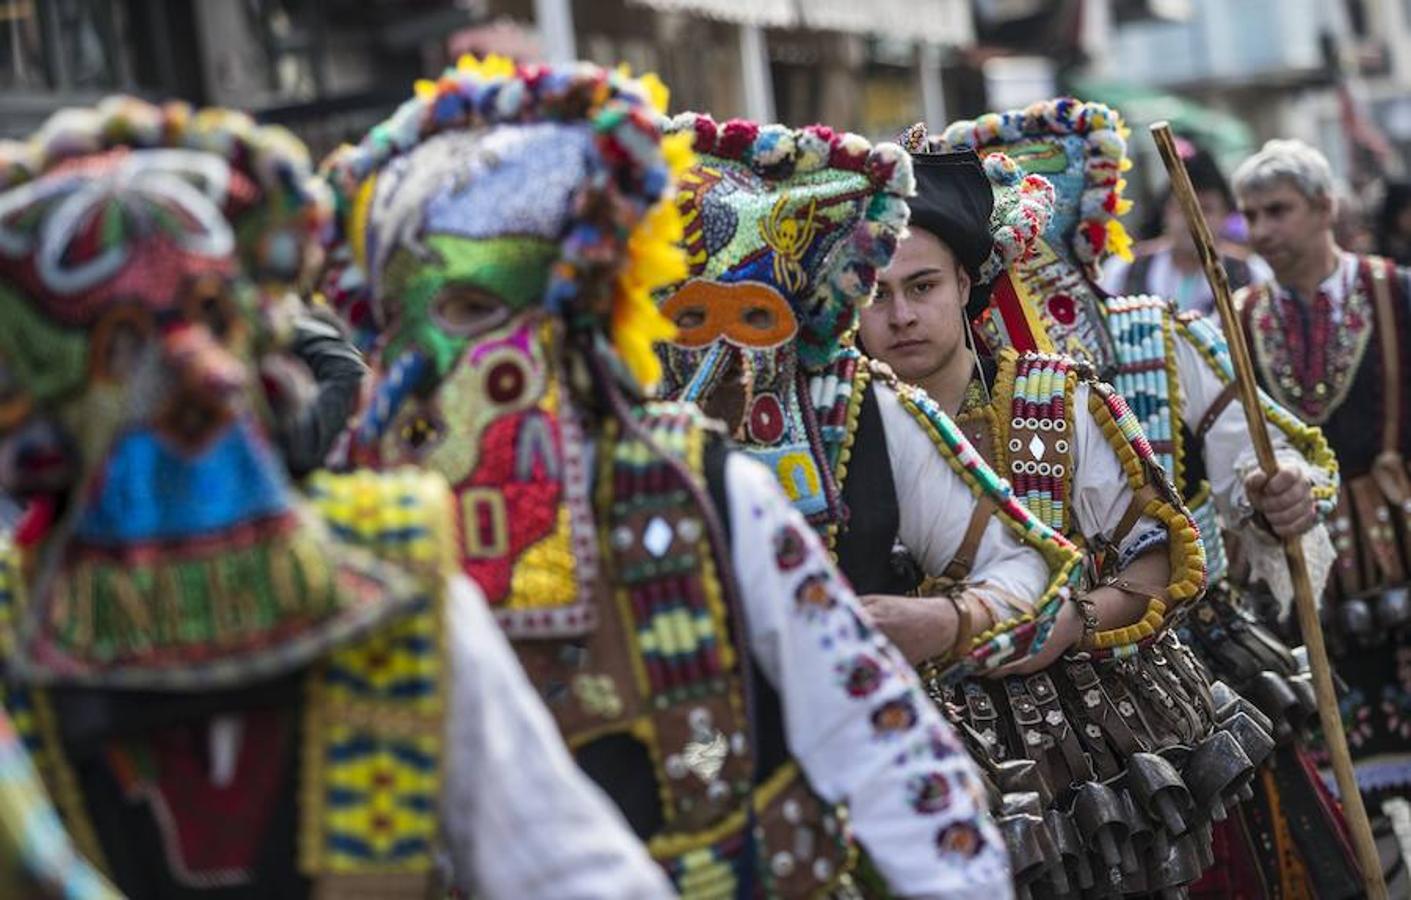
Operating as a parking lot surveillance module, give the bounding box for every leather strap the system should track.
[1369,258,1403,455]
[1196,381,1239,442]
[1103,576,1172,605]
[945,589,976,662]
[1024,671,1095,784]
[943,494,997,582]
[1110,483,1160,551]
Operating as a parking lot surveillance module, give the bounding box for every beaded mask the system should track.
[654,116,911,522]
[328,59,689,636]
[935,99,1135,369]
[0,99,423,688]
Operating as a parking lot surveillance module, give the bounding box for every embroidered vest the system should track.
[506,402,855,898]
[1238,257,1411,604]
[0,469,453,899]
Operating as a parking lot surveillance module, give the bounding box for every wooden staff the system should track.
[1150,122,1387,898]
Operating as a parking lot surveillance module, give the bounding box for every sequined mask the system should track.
[0,147,409,686]
[349,126,603,637]
[655,118,912,525]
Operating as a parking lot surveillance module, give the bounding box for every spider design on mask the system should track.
[759,193,819,294]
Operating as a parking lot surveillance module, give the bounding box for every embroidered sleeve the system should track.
[723,454,1013,899]
[441,574,674,899]
[872,374,1083,670]
[1172,314,1340,522]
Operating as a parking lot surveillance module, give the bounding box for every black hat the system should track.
[906,150,995,319]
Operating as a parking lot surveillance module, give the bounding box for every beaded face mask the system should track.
[0,139,420,686]
[331,60,687,637]
[654,117,911,521]
[0,148,281,506]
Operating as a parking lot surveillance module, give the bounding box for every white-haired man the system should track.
[1234,138,1411,841]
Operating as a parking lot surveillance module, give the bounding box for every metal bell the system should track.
[1183,730,1254,811]
[1288,673,1318,724]
[1245,670,1300,743]
[1127,752,1194,836]
[995,757,1053,806]
[1338,598,1374,637]
[1046,808,1089,894]
[1207,680,1240,722]
[1222,709,1276,772]
[1073,781,1137,881]
[1147,827,1204,890]
[1377,587,1411,629]
[997,803,1048,885]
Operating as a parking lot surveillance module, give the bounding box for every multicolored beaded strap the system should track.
[1177,309,1340,515]
[603,406,738,702]
[1104,295,1184,488]
[1186,484,1228,584]
[879,362,1083,672]
[1079,380,1207,658]
[297,470,452,890]
[812,349,869,551]
[991,352,1076,535]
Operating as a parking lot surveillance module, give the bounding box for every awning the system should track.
[799,0,975,44]
[625,0,796,28]
[625,0,974,44]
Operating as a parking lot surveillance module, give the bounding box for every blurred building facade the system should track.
[2,0,1411,187]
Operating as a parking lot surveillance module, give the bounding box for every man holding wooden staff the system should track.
[1232,138,1411,877]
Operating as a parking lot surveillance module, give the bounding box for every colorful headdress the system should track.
[935,98,1133,273]
[0,100,433,689]
[0,95,331,288]
[322,55,691,391]
[661,113,913,370]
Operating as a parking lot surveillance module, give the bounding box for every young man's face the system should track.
[1238,180,1334,277]
[858,227,970,385]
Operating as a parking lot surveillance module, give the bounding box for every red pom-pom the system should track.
[1082,221,1107,252]
[717,119,759,159]
[691,114,718,153]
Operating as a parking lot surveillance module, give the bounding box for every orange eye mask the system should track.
[661,280,798,349]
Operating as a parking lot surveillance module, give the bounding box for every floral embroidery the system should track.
[936,821,986,858]
[907,772,954,814]
[794,572,836,614]
[871,696,919,735]
[1245,271,1373,425]
[838,653,884,698]
[773,524,808,571]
